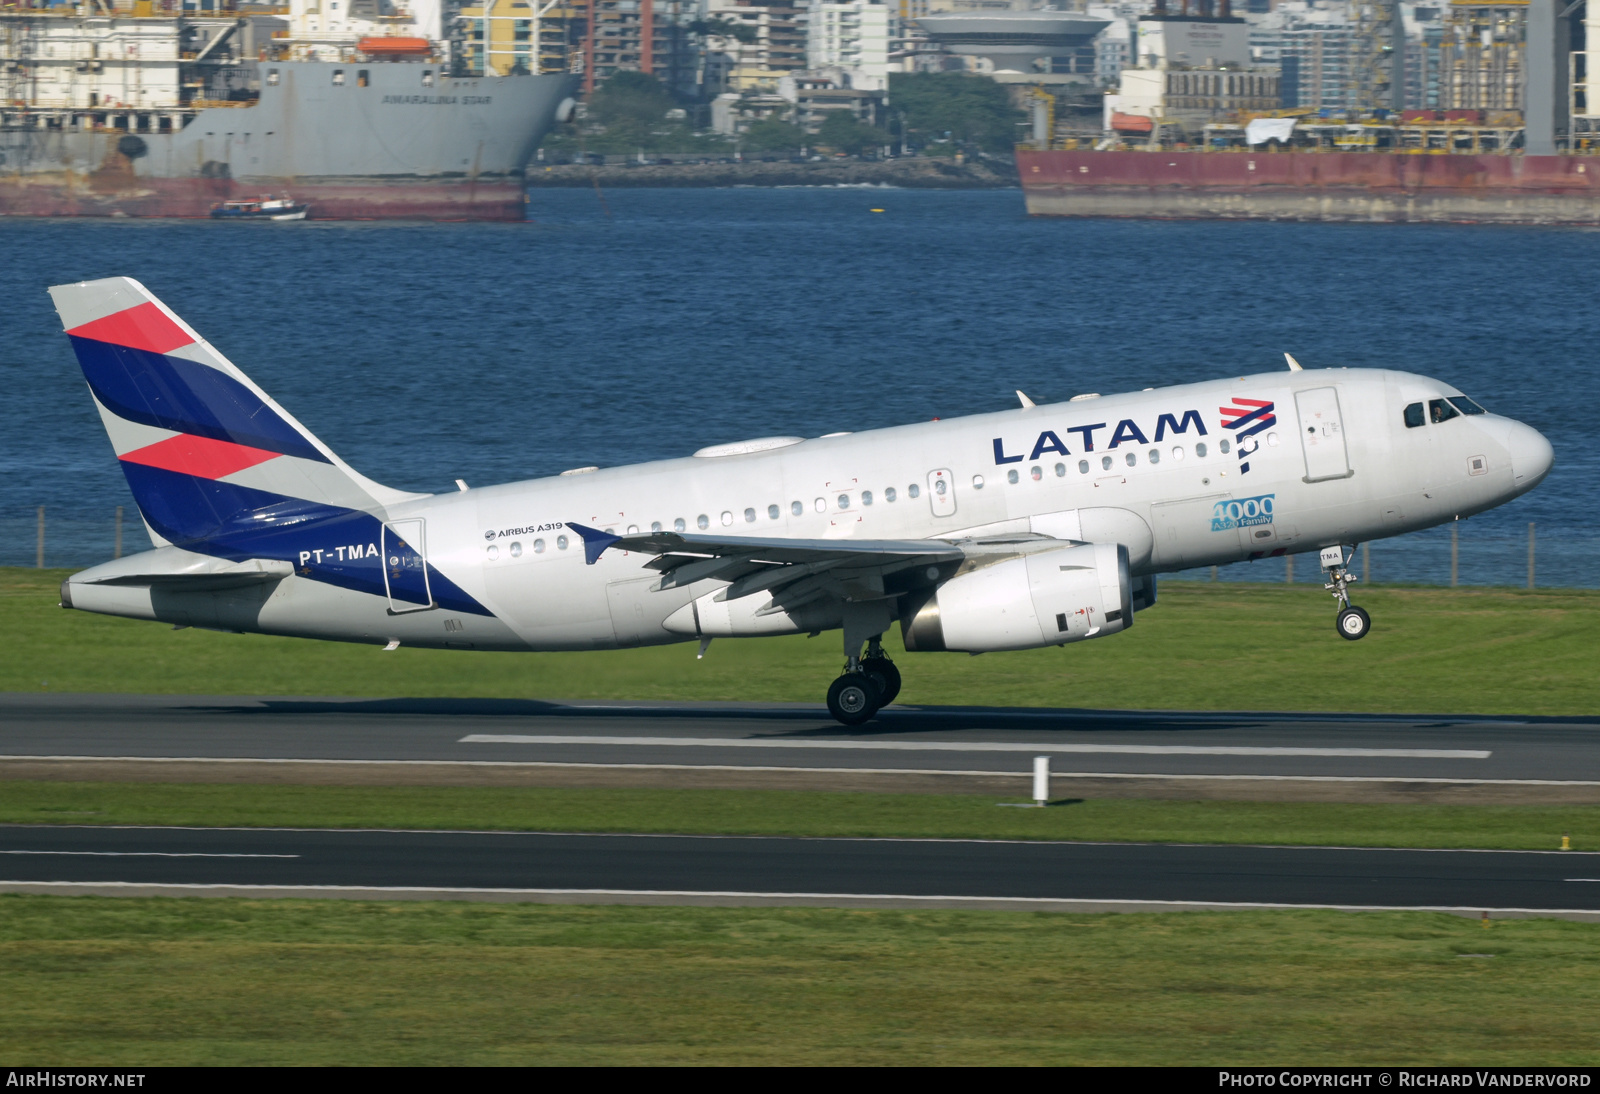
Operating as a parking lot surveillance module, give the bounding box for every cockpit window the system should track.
[1403,402,1425,429]
[1449,396,1487,416]
[1428,398,1460,425]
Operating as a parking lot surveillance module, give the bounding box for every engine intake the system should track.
[902,542,1133,653]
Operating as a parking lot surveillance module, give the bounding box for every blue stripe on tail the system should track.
[69,336,330,463]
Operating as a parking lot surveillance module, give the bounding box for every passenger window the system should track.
[1429,398,1460,424]
[721,511,734,526]
[422,69,434,87]
[1147,448,1160,465]
[1101,455,1113,470]
[972,475,984,490]
[626,525,638,534]
[533,538,545,553]
[743,508,755,523]
[267,68,280,85]
[768,504,780,520]
[1403,402,1425,428]
[509,542,522,557]
[332,69,345,85]
[1172,446,1185,461]
[1054,463,1066,477]
[885,487,897,502]
[1125,452,1137,467]
[1195,442,1207,458]
[1449,396,1486,416]
[837,495,850,509]
[1220,439,1231,454]
[862,491,873,506]
[791,500,804,516]
[357,69,369,87]
[934,479,947,496]
[815,498,826,512]
[1006,469,1018,484]
[1078,460,1089,474]
[674,518,686,532]
[697,514,709,529]
[556,535,568,550]
[651,522,662,533]
[1030,465,1042,481]
[908,484,920,499]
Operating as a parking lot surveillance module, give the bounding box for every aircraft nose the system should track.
[1506,421,1554,495]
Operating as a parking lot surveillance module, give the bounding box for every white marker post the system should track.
[1033,755,1050,807]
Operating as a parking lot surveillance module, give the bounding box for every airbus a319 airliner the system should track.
[52,278,1553,724]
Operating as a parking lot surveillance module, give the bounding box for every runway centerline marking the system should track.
[457,735,1491,759]
[0,851,299,859]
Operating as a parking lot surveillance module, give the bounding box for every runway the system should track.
[3,824,1599,918]
[2,694,1599,798]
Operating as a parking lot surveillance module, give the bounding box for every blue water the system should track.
[2,188,1594,586]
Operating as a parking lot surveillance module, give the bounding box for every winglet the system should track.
[567,522,620,565]
[1284,353,1304,372]
[1016,390,1037,409]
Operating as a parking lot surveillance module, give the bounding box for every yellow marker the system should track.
[1481,911,1491,929]
[1562,832,1571,850]
[870,208,885,213]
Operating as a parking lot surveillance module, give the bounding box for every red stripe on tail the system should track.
[67,301,193,355]
[120,433,281,480]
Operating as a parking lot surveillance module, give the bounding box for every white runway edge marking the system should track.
[10,756,1598,786]
[0,851,298,858]
[1,881,1597,919]
[457,735,1491,760]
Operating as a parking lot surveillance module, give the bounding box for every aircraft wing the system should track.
[567,522,968,610]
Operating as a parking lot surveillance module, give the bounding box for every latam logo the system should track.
[1211,494,1275,532]
[992,409,1208,465]
[1220,397,1276,475]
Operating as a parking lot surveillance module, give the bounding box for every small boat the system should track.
[209,195,310,221]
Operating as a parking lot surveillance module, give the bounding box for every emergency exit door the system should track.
[927,469,957,517]
[1295,387,1353,483]
[383,519,434,613]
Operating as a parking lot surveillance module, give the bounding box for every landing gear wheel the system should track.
[827,673,882,726]
[1336,606,1371,641]
[860,657,901,707]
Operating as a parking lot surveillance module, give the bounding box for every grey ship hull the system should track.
[1,62,573,220]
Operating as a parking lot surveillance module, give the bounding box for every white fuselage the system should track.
[65,367,1553,653]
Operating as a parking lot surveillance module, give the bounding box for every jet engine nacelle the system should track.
[901,542,1134,653]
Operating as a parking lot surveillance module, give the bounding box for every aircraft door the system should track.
[1295,387,1353,482]
[927,469,957,517]
[383,519,434,613]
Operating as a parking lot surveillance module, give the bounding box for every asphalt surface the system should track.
[3,825,1599,911]
[2,693,1598,783]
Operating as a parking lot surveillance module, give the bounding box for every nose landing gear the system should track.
[1320,545,1371,641]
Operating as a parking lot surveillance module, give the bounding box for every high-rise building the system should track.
[706,0,808,91]
[807,0,897,89]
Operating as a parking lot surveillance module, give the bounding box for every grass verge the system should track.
[6,568,1600,715]
[1,896,1596,1065]
[2,782,1594,850]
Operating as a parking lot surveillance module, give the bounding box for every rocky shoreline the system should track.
[525,156,1019,189]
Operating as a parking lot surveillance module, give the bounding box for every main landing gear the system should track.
[1321,545,1371,641]
[827,633,899,726]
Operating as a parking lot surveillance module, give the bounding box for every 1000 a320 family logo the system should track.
[1212,494,1275,532]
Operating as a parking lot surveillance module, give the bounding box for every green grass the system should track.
[1,781,1594,850]
[2,896,1597,1065]
[7,568,1600,715]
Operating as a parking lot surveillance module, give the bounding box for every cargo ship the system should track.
[1015,5,1600,225]
[0,0,576,221]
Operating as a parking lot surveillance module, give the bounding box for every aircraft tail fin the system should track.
[50,276,422,551]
